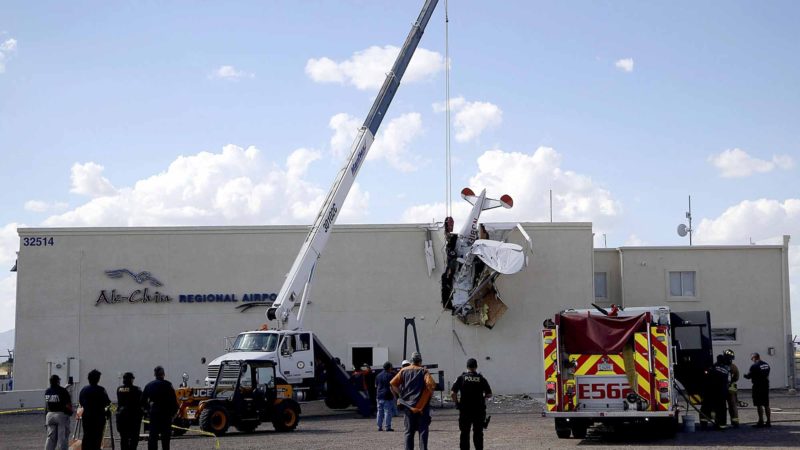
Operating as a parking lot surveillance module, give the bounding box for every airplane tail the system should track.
[461,187,513,210]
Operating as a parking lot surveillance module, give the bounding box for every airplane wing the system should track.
[470,239,525,274]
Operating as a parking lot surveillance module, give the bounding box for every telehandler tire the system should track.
[199,405,230,436]
[272,401,301,432]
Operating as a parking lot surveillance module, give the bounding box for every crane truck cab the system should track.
[206,330,315,394]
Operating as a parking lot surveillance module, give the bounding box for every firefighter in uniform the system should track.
[700,355,730,429]
[450,358,492,450]
[722,349,739,427]
[116,372,144,450]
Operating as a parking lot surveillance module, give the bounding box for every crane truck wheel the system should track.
[272,400,301,432]
[199,405,230,436]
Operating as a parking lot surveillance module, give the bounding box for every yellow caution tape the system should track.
[142,418,220,449]
[0,407,45,414]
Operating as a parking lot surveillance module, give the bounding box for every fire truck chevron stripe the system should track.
[541,330,558,412]
[649,327,670,411]
[633,332,651,405]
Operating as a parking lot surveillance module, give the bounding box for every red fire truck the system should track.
[540,306,712,438]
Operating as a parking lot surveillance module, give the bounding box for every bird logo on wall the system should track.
[104,269,164,287]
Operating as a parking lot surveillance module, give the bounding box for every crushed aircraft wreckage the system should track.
[441,187,531,328]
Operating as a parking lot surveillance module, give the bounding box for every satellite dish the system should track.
[677,224,688,237]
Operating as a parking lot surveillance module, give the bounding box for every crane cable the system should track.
[444,0,452,218]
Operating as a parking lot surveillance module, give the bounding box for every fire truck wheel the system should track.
[199,405,230,436]
[554,419,571,439]
[273,401,301,432]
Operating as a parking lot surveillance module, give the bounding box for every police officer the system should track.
[79,369,111,450]
[743,352,771,427]
[722,349,740,427]
[700,355,729,429]
[141,366,178,450]
[451,358,492,450]
[45,374,73,450]
[117,372,143,450]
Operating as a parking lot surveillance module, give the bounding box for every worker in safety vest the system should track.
[722,349,739,427]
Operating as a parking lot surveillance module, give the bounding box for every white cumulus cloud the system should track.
[368,112,424,172]
[44,144,369,227]
[24,200,69,213]
[0,37,18,74]
[615,58,634,73]
[707,148,795,178]
[329,113,362,159]
[70,162,118,197]
[402,146,621,227]
[433,96,502,143]
[210,65,255,81]
[306,45,444,90]
[694,198,800,335]
[329,112,425,172]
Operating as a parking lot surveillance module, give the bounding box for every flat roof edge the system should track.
[18,221,592,236]
[617,245,784,251]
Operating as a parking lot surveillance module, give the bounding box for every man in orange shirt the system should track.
[390,352,437,450]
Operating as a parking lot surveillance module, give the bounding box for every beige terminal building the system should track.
[9,224,795,399]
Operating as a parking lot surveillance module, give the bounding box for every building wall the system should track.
[610,244,793,388]
[593,249,621,307]
[14,223,594,395]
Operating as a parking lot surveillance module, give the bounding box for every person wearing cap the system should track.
[141,366,178,450]
[117,372,144,450]
[401,360,411,368]
[79,369,111,450]
[744,352,771,427]
[390,352,436,450]
[451,358,492,450]
[44,374,73,450]
[375,361,397,431]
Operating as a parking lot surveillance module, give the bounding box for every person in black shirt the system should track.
[141,366,178,450]
[45,374,73,450]
[79,369,111,450]
[375,361,397,431]
[117,372,144,450]
[450,358,492,450]
[700,355,730,429]
[743,352,771,427]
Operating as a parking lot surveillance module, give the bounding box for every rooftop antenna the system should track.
[676,195,693,245]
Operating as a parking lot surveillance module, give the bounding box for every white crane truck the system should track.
[204,0,441,416]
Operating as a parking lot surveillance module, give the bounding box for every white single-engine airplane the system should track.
[442,188,529,327]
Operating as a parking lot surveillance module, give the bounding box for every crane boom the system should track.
[267,0,440,330]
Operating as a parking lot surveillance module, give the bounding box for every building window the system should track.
[669,271,696,297]
[711,328,737,342]
[594,272,608,300]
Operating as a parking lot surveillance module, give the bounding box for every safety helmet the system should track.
[723,349,735,358]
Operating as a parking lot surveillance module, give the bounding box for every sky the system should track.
[0,1,798,336]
